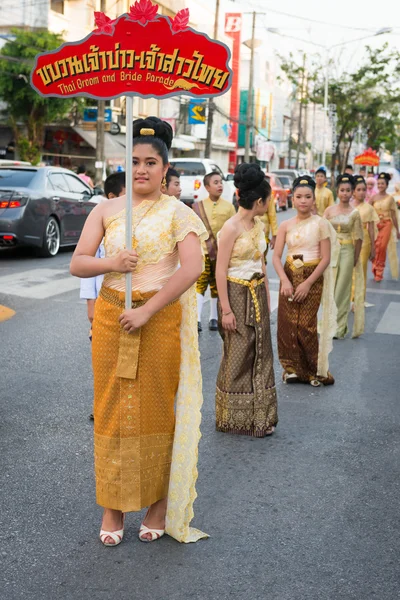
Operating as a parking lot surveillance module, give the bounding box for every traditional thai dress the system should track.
[315,186,335,216]
[215,217,277,437]
[277,216,337,384]
[327,210,364,339]
[352,201,379,300]
[91,195,208,543]
[372,195,399,282]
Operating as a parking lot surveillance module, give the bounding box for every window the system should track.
[64,174,91,194]
[0,169,37,187]
[49,173,69,192]
[170,162,206,176]
[210,164,224,178]
[51,0,65,15]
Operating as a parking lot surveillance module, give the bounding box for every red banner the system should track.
[224,13,242,171]
[30,2,232,100]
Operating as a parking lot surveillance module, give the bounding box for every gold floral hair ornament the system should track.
[140,128,155,136]
[300,179,309,184]
[342,176,349,182]
[379,173,386,178]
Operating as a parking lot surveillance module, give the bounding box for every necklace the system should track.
[131,195,163,249]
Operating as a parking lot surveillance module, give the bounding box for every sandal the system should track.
[100,514,124,547]
[283,372,299,384]
[138,524,165,543]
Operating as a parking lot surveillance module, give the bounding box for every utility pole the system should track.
[244,11,256,162]
[95,0,106,185]
[205,0,220,158]
[296,53,306,169]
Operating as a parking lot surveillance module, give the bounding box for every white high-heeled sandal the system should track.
[100,515,124,547]
[138,524,165,543]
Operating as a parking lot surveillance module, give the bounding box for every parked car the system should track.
[169,158,236,205]
[271,169,300,185]
[265,172,289,211]
[0,166,99,257]
[276,174,293,208]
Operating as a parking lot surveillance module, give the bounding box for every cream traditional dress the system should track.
[92,195,208,543]
[327,210,364,338]
[277,215,337,383]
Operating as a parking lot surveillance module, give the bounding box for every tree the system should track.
[278,44,400,176]
[0,29,83,164]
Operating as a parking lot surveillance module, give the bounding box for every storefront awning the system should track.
[73,127,126,161]
[171,136,196,151]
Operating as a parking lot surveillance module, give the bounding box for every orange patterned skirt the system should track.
[372,218,392,282]
[92,286,182,512]
[278,257,327,383]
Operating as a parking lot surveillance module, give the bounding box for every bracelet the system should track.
[222,311,232,316]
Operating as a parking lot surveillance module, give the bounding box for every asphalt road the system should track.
[1,208,400,600]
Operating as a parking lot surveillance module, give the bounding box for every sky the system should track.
[218,0,400,72]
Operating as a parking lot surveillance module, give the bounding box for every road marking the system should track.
[366,287,400,296]
[0,268,79,299]
[375,302,400,335]
[0,304,16,322]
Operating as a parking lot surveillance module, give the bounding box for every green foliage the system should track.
[279,44,400,172]
[0,29,83,164]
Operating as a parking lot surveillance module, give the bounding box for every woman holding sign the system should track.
[71,117,208,545]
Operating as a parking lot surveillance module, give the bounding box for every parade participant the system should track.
[344,165,354,175]
[70,116,208,546]
[80,172,126,420]
[324,174,364,339]
[366,176,378,204]
[314,168,335,216]
[215,163,278,437]
[273,176,336,387]
[371,173,400,282]
[194,172,236,332]
[260,189,278,255]
[162,166,181,199]
[77,164,94,189]
[351,175,378,301]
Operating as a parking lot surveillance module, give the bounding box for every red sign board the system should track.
[30,1,232,100]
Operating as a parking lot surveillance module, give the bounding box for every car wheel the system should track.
[39,216,60,257]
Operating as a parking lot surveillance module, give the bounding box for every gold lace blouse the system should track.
[327,209,363,243]
[372,195,396,220]
[286,215,332,262]
[223,217,266,280]
[102,195,207,292]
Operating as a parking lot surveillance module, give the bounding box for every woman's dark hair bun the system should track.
[132,116,173,150]
[292,175,316,191]
[336,173,355,188]
[234,163,265,192]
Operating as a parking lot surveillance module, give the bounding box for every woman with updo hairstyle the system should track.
[370,172,400,282]
[215,163,278,437]
[71,117,208,545]
[351,175,379,301]
[324,173,364,338]
[273,176,336,386]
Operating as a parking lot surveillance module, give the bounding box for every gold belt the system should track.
[338,239,354,245]
[286,256,321,271]
[227,276,265,322]
[99,285,156,308]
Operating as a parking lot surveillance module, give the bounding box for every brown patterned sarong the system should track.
[92,286,182,512]
[216,274,278,437]
[277,256,324,382]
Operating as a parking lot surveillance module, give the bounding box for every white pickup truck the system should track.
[169,158,236,206]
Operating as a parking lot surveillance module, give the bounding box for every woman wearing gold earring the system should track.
[215,163,278,437]
[70,116,208,545]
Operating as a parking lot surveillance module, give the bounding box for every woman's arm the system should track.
[119,232,203,333]
[215,221,239,331]
[293,237,331,302]
[368,222,375,260]
[272,222,293,297]
[70,204,138,277]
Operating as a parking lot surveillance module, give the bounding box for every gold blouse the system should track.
[222,217,266,280]
[315,187,335,217]
[372,195,396,220]
[103,195,207,292]
[327,209,363,243]
[286,215,332,262]
[354,201,379,227]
